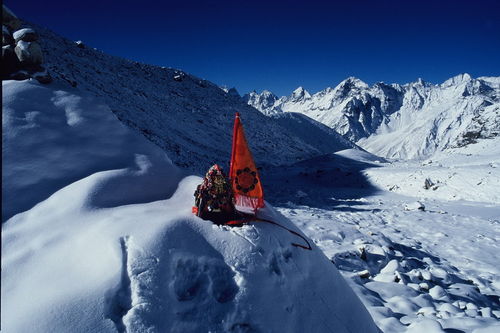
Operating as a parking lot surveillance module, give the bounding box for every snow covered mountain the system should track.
[4,7,500,333]
[28,21,354,174]
[244,75,500,160]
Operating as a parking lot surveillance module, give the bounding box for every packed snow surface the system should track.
[2,80,378,332]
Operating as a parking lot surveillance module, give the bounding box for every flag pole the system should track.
[230,112,240,177]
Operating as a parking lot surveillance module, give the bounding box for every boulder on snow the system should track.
[404,201,425,211]
[357,270,371,278]
[2,45,20,78]
[2,5,21,31]
[75,40,85,49]
[429,285,447,299]
[14,40,43,67]
[13,28,38,43]
[424,177,439,190]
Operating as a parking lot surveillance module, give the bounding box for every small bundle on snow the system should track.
[404,201,425,211]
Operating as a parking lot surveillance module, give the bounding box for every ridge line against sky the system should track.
[7,0,500,96]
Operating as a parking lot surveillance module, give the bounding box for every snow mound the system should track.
[2,80,182,221]
[2,80,378,332]
[2,176,378,332]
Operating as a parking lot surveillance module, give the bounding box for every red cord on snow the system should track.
[226,216,312,251]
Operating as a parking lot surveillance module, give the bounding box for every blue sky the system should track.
[7,0,500,96]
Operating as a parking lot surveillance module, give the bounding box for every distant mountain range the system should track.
[10,19,500,165]
[244,75,500,159]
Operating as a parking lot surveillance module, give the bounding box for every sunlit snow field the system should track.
[264,145,500,332]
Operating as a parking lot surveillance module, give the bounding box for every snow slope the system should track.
[245,75,499,160]
[364,137,500,204]
[2,80,183,221]
[27,21,352,174]
[2,79,378,332]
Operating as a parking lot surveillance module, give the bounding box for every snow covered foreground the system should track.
[264,148,500,332]
[2,80,378,332]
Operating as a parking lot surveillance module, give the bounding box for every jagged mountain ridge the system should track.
[244,75,500,160]
[29,21,354,174]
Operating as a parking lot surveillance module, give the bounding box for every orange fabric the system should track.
[229,113,265,212]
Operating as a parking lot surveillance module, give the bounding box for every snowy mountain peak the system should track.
[244,74,499,159]
[338,76,369,89]
[220,86,241,97]
[227,87,240,97]
[242,89,280,115]
[261,89,277,98]
[440,73,472,87]
[331,77,369,99]
[290,86,311,101]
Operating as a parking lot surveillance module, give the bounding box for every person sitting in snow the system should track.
[193,164,237,225]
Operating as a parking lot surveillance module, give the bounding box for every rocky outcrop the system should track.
[13,28,38,43]
[15,40,43,66]
[2,45,19,77]
[2,5,51,83]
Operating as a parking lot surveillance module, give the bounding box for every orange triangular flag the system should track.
[229,112,265,213]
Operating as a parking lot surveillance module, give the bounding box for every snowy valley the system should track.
[2,6,500,333]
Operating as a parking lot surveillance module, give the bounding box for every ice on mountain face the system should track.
[290,86,311,102]
[245,74,499,160]
[242,89,281,115]
[220,86,241,98]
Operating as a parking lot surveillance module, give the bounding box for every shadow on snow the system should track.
[261,153,382,211]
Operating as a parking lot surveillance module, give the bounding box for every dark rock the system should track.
[9,70,31,80]
[358,270,370,278]
[424,178,434,190]
[33,69,52,84]
[2,45,19,78]
[173,71,186,82]
[15,41,43,66]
